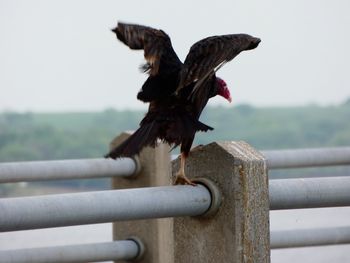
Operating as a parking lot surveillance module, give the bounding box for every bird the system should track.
[105,22,260,185]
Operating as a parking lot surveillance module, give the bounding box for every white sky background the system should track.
[0,0,349,112]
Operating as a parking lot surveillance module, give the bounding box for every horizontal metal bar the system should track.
[262,146,350,169]
[1,146,348,183]
[0,158,138,183]
[271,226,350,249]
[0,240,139,263]
[0,185,211,232]
[269,176,350,210]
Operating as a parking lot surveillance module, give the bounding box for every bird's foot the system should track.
[174,173,197,186]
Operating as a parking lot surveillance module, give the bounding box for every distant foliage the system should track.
[0,109,141,162]
[1,104,349,190]
[198,103,350,150]
[0,104,349,162]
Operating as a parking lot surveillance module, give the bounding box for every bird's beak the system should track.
[224,85,232,103]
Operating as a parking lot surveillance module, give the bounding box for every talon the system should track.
[174,174,197,186]
[173,152,196,186]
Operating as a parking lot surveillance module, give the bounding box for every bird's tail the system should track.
[105,122,159,159]
[105,115,213,159]
[196,120,214,132]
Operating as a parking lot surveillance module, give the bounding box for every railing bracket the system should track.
[192,177,222,218]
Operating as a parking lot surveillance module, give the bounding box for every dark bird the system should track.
[105,22,260,185]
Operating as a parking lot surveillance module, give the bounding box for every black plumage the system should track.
[105,22,260,184]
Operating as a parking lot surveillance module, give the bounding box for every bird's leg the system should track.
[174,152,196,186]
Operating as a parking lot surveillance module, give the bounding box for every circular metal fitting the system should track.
[127,236,145,261]
[192,178,222,218]
[127,156,142,178]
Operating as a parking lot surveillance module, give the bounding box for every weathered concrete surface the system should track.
[111,137,270,262]
[111,132,173,263]
[171,141,270,263]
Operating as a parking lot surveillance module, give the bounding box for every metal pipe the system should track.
[271,226,350,249]
[0,240,139,263]
[269,176,350,210]
[0,185,211,231]
[262,146,350,169]
[1,146,349,183]
[0,158,138,183]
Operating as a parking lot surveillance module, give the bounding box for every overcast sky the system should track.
[0,0,349,112]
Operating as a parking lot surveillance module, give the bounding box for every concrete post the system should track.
[171,141,270,263]
[111,132,173,263]
[111,136,270,262]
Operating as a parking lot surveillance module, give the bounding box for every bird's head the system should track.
[216,77,232,103]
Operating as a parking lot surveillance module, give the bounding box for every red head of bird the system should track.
[216,77,232,103]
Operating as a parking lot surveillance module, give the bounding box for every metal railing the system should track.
[0,157,139,183]
[262,146,350,169]
[0,146,349,183]
[269,176,350,209]
[271,226,350,249]
[0,185,211,232]
[0,143,350,262]
[0,240,141,263]
[1,177,350,232]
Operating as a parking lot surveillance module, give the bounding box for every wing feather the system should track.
[178,34,260,93]
[112,22,182,76]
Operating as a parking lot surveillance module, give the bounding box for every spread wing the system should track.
[112,22,182,76]
[178,34,261,95]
